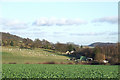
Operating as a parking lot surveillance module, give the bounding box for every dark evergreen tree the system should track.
[10,41,14,46]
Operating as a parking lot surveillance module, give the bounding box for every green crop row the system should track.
[2,64,119,78]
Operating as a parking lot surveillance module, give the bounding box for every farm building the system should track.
[79,56,87,61]
[66,50,75,55]
[86,58,93,61]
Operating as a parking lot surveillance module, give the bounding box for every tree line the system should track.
[71,44,119,65]
[1,32,78,52]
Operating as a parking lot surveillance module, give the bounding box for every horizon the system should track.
[1,32,117,46]
[0,1,118,45]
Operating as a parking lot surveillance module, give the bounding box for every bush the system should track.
[42,62,56,64]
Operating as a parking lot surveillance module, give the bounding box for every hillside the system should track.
[1,32,117,47]
[1,32,24,41]
[1,32,119,65]
[1,32,73,64]
[2,46,70,64]
[89,42,116,47]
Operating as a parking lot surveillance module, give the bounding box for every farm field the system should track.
[1,46,71,64]
[2,64,119,78]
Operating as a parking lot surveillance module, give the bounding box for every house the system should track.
[79,56,87,61]
[66,50,75,55]
[70,51,74,54]
[86,58,93,61]
[66,51,70,55]
[103,60,109,63]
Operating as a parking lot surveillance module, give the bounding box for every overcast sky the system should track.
[0,1,118,45]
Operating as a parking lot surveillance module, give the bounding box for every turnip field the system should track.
[2,64,119,78]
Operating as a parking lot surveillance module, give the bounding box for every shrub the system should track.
[9,62,16,64]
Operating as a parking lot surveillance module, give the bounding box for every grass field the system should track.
[2,64,119,78]
[2,46,71,64]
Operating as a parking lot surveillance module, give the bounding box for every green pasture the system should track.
[2,64,119,78]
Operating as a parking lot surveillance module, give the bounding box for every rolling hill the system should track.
[89,42,116,47]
